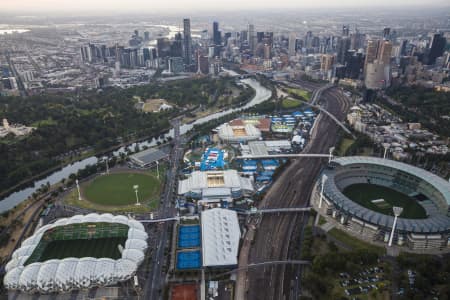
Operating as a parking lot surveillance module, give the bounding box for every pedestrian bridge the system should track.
[214,260,311,277]
[237,207,312,215]
[236,153,333,160]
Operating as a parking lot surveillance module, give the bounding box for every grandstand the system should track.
[4,214,148,294]
[311,156,450,251]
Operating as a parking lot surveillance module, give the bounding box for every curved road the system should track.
[239,86,350,300]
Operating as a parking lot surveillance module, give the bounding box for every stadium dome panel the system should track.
[84,213,101,223]
[125,238,148,251]
[21,232,44,247]
[12,245,36,260]
[55,258,78,292]
[54,218,69,226]
[113,215,129,225]
[93,258,116,286]
[98,213,114,223]
[4,266,23,290]
[37,260,59,293]
[114,259,137,281]
[19,263,42,292]
[128,228,148,240]
[74,257,97,289]
[122,249,145,265]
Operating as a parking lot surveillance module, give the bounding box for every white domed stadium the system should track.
[4,213,148,294]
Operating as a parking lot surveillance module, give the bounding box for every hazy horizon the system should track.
[2,0,450,14]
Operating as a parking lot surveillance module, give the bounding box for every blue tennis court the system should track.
[177,250,201,270]
[200,148,226,171]
[178,225,201,248]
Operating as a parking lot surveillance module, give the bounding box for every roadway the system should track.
[144,118,184,300]
[239,85,351,300]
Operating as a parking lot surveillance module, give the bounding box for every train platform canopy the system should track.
[129,147,169,168]
[201,208,240,267]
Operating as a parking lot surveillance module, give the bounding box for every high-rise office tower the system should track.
[383,27,391,40]
[213,21,221,45]
[320,54,335,72]
[288,33,297,57]
[248,24,256,53]
[144,31,150,41]
[337,37,351,64]
[305,31,313,48]
[364,39,379,69]
[183,18,192,65]
[378,40,393,65]
[342,25,350,37]
[428,33,447,65]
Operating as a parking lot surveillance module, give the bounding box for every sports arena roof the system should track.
[217,123,261,142]
[201,208,240,267]
[178,170,254,199]
[4,214,148,293]
[334,156,450,205]
[323,157,450,233]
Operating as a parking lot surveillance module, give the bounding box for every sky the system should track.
[2,0,449,13]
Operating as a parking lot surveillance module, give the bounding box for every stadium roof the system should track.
[201,208,240,267]
[4,214,148,293]
[129,147,169,167]
[217,123,261,142]
[324,157,450,233]
[334,156,450,205]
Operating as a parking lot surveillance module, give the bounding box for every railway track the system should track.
[242,86,350,300]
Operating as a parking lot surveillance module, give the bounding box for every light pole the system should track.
[328,147,335,164]
[318,174,328,209]
[388,206,403,247]
[156,160,160,179]
[104,156,109,174]
[76,179,82,200]
[133,185,141,206]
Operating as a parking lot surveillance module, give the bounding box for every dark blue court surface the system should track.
[177,250,201,269]
[178,225,201,248]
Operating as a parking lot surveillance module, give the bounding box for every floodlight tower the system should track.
[76,179,82,200]
[388,206,403,247]
[318,174,328,209]
[133,185,141,206]
[328,146,335,163]
[383,143,390,159]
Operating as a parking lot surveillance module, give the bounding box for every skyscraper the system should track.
[378,40,393,65]
[183,18,192,65]
[342,25,350,37]
[364,39,379,69]
[428,33,447,65]
[288,33,297,57]
[337,37,351,64]
[248,24,256,53]
[213,21,221,45]
[383,27,391,40]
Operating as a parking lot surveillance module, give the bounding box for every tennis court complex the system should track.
[178,225,201,249]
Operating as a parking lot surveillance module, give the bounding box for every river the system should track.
[0,76,271,213]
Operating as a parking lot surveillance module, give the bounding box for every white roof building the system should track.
[178,170,254,201]
[201,208,241,267]
[4,214,148,294]
[217,123,262,143]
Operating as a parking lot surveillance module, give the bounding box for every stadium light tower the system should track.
[319,174,328,209]
[388,206,403,247]
[382,143,390,159]
[133,185,141,206]
[328,147,335,163]
[75,179,82,200]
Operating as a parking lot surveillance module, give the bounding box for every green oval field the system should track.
[83,173,160,206]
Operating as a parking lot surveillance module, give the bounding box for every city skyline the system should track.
[2,0,450,13]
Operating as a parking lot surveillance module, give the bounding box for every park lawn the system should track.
[282,98,303,109]
[287,88,312,100]
[84,172,158,206]
[337,138,355,156]
[328,228,386,256]
[342,183,427,219]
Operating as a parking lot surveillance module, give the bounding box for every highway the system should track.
[144,118,184,300]
[238,85,351,300]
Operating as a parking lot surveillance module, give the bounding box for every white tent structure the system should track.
[4,214,148,293]
[201,208,241,267]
